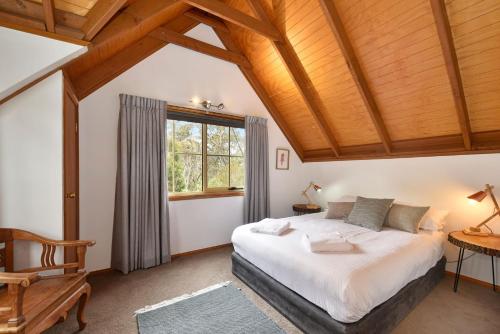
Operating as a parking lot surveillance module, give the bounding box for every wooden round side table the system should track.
[448,231,500,292]
[292,204,321,216]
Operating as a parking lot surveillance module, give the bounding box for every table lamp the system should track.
[302,182,322,209]
[463,184,500,237]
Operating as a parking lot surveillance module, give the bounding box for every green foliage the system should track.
[167,120,245,193]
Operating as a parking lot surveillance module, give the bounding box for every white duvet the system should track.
[231,212,445,323]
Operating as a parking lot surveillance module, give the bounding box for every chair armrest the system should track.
[11,229,95,247]
[0,272,40,287]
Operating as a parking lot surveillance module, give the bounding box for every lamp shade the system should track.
[467,190,487,203]
[313,184,322,192]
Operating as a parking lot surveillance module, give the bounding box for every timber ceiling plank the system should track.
[334,0,463,141]
[81,0,127,40]
[319,0,392,153]
[246,0,340,157]
[445,0,500,134]
[72,15,198,100]
[430,0,472,150]
[182,0,281,41]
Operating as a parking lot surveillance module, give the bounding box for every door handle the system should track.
[65,192,77,199]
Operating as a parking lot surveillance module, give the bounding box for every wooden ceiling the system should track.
[1,0,500,162]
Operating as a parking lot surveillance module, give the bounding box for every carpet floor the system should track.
[46,246,499,334]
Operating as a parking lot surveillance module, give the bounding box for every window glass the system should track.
[166,118,245,194]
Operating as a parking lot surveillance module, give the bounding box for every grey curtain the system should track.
[244,116,270,223]
[112,94,170,274]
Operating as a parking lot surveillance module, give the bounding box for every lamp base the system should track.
[463,227,500,238]
[306,204,320,209]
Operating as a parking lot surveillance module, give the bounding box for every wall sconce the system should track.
[201,100,224,111]
[190,97,224,111]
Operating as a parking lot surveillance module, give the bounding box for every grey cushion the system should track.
[325,202,354,220]
[385,204,430,233]
[346,196,394,231]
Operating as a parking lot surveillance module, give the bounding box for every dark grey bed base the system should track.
[232,252,446,334]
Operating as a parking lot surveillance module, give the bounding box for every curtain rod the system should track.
[167,104,246,121]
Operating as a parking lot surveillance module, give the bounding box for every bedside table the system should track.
[292,204,321,216]
[448,231,499,292]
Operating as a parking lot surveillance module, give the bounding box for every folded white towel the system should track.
[250,219,291,236]
[302,232,353,253]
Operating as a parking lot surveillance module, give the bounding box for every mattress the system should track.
[231,212,445,323]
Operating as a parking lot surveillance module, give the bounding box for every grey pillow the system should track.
[346,196,394,231]
[385,204,430,233]
[325,202,354,220]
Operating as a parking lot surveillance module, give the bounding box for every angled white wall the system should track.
[0,27,86,101]
[0,71,64,269]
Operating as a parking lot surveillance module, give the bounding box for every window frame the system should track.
[167,105,245,201]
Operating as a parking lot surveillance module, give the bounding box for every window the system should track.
[166,106,245,198]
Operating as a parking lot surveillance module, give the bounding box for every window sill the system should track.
[168,191,244,201]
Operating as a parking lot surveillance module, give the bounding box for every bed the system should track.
[231,212,446,334]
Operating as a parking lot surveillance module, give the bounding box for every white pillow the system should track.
[419,208,449,231]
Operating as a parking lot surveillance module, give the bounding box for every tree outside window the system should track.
[167,120,245,194]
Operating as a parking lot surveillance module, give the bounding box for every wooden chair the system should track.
[0,228,95,333]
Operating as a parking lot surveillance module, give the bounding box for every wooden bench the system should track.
[0,229,95,333]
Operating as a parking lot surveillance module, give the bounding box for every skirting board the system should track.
[445,271,497,289]
[88,243,234,276]
[232,252,446,334]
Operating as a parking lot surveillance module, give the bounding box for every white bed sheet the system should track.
[231,212,445,323]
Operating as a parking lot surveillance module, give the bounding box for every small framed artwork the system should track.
[276,148,290,170]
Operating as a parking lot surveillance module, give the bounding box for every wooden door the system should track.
[63,75,79,266]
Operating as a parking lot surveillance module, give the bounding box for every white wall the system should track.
[0,27,86,101]
[0,71,64,269]
[305,154,500,283]
[79,25,307,271]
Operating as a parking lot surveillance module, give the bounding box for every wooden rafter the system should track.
[41,0,55,32]
[181,0,281,41]
[0,0,85,30]
[246,0,340,157]
[70,16,198,100]
[213,25,305,160]
[184,8,229,32]
[149,26,251,68]
[66,0,184,80]
[430,0,472,150]
[0,10,86,44]
[318,0,392,154]
[81,0,127,41]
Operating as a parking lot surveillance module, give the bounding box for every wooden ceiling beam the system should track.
[0,10,87,44]
[41,0,55,32]
[318,0,392,154]
[430,0,472,150]
[71,16,198,100]
[81,0,127,41]
[214,25,305,160]
[302,131,500,162]
[184,8,229,32]
[149,26,251,68]
[66,0,185,80]
[246,0,340,157]
[0,0,86,30]
[181,0,281,41]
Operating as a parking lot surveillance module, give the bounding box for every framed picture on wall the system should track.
[276,148,290,170]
